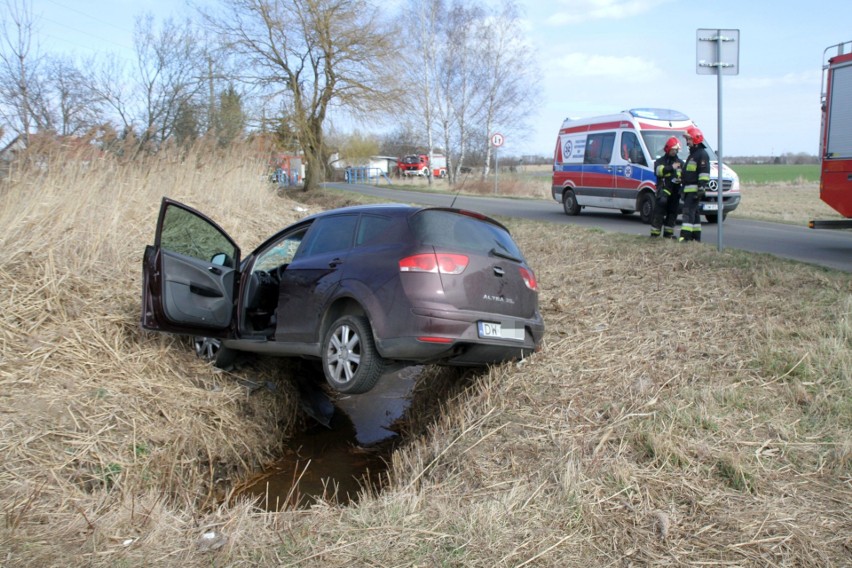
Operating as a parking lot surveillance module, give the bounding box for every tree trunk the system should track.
[300,119,326,192]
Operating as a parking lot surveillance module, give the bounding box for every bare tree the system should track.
[86,53,135,138]
[476,0,539,177]
[132,15,206,147]
[0,0,39,143]
[85,15,205,153]
[399,0,538,185]
[201,0,400,191]
[434,1,485,183]
[28,55,102,136]
[399,0,444,186]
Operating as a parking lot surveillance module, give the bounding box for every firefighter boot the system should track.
[693,230,702,243]
[663,226,675,239]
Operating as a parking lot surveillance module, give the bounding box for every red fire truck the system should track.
[810,40,852,229]
[397,153,448,178]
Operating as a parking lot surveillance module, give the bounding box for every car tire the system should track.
[562,189,581,216]
[193,337,237,370]
[638,192,655,224]
[322,315,385,394]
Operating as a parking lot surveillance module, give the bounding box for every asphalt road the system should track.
[325,182,852,273]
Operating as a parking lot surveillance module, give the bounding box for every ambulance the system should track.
[551,108,740,223]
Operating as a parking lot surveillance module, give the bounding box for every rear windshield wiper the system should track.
[489,248,522,263]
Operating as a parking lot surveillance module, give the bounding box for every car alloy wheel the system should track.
[322,315,385,394]
[193,337,236,369]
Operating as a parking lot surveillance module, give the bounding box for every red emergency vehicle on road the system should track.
[397,153,448,178]
[811,40,852,229]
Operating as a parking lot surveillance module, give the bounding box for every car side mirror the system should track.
[211,252,233,268]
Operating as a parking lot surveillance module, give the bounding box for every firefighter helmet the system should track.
[664,137,680,153]
[685,126,704,145]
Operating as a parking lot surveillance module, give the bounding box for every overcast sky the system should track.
[24,0,852,157]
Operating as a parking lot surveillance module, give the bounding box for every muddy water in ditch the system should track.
[236,367,422,510]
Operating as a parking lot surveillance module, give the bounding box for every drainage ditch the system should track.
[234,365,444,510]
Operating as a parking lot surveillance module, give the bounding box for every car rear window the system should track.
[410,210,525,261]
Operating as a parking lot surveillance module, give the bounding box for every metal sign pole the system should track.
[490,133,504,194]
[494,147,499,194]
[697,28,739,252]
[716,35,724,252]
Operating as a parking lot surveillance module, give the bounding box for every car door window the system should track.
[356,214,393,246]
[253,228,308,272]
[160,205,237,267]
[584,132,615,165]
[621,131,647,166]
[296,214,357,258]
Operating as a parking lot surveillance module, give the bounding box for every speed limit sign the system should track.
[490,133,504,147]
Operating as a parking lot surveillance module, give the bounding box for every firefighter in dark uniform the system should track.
[650,136,684,238]
[679,126,711,242]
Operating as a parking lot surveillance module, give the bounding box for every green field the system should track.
[732,163,819,184]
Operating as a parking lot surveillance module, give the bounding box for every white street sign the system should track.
[491,133,504,147]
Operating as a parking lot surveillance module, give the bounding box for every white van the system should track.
[551,108,740,223]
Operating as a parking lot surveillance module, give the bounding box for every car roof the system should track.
[305,203,417,219]
[301,203,508,231]
[245,202,512,266]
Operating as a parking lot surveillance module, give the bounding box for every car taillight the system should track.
[519,267,538,291]
[399,253,468,274]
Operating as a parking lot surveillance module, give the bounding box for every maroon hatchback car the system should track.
[141,198,544,394]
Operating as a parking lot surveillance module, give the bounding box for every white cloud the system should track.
[550,52,663,81]
[729,70,821,91]
[547,0,676,25]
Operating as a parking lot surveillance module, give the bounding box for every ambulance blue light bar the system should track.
[627,108,690,121]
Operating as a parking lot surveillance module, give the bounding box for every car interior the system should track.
[242,230,307,337]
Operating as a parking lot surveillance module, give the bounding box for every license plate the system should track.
[478,321,524,341]
[701,202,719,211]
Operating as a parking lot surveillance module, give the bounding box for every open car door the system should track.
[141,198,241,338]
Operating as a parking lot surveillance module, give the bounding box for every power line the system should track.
[33,0,136,55]
[39,15,134,53]
[38,0,134,35]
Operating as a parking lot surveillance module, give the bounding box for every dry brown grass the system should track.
[1,146,850,566]
[732,182,844,225]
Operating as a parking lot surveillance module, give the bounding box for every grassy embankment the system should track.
[1,147,850,566]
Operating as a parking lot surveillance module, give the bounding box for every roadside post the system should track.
[697,28,739,251]
[491,132,504,194]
